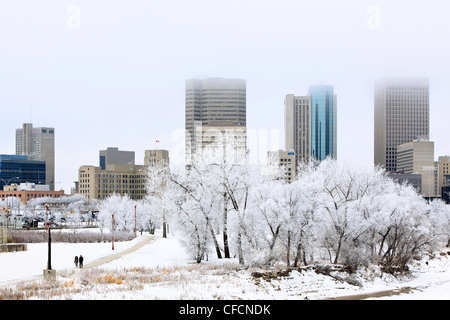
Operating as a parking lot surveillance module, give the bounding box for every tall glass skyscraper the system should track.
[285,85,337,164]
[309,85,337,161]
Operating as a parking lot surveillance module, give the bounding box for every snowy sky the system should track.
[0,0,449,193]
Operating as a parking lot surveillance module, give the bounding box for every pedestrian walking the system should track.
[74,255,78,268]
[79,255,84,268]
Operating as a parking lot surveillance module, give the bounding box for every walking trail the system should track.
[0,235,156,288]
[78,234,155,269]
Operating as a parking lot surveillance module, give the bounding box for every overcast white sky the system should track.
[1,0,449,193]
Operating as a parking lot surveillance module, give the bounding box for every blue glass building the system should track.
[309,85,337,161]
[0,155,46,189]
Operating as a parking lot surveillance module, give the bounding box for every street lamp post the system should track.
[47,222,52,270]
[43,221,56,281]
[134,204,137,238]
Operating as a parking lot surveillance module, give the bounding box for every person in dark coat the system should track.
[74,256,78,268]
[79,255,84,268]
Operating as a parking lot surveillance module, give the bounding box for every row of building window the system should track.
[0,193,61,198]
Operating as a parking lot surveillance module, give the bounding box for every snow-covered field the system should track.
[1,229,450,301]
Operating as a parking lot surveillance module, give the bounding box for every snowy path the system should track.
[0,234,156,287]
[81,235,155,269]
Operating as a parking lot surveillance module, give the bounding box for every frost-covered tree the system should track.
[428,199,450,247]
[169,162,223,262]
[284,164,323,267]
[216,162,267,265]
[144,163,171,238]
[98,193,136,233]
[143,152,449,270]
[311,159,433,270]
[137,198,160,234]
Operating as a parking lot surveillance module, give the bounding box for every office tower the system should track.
[99,147,135,169]
[285,85,337,165]
[144,149,169,167]
[285,94,311,164]
[397,140,435,197]
[0,154,46,189]
[309,85,337,161]
[185,78,246,162]
[15,123,55,190]
[78,164,146,201]
[374,77,429,172]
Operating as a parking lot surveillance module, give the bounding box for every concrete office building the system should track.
[15,123,55,190]
[374,77,429,172]
[397,140,435,197]
[144,149,169,167]
[195,120,247,164]
[185,78,246,162]
[285,85,337,165]
[285,94,311,165]
[99,147,135,169]
[78,164,146,201]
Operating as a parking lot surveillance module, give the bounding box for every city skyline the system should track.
[1,1,449,193]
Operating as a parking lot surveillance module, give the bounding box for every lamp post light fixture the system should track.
[45,204,49,234]
[0,177,19,234]
[0,176,20,211]
[0,176,20,189]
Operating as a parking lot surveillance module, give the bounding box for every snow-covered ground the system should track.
[1,229,450,300]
